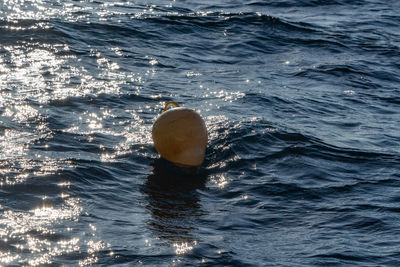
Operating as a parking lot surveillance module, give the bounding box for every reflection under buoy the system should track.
[142,158,207,243]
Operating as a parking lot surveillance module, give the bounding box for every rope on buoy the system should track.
[163,101,179,112]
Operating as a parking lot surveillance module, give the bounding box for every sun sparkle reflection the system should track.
[0,197,85,266]
[209,174,229,189]
[173,241,195,255]
[0,251,20,264]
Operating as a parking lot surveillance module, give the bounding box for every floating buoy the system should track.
[152,102,208,167]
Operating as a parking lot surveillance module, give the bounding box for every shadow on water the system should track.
[141,158,208,244]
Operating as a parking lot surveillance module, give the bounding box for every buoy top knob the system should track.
[152,103,207,167]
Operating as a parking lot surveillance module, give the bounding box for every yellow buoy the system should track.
[152,102,208,167]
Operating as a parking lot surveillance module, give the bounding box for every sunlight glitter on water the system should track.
[3,104,39,123]
[173,241,196,255]
[0,197,83,266]
[1,46,66,103]
[0,157,75,185]
[0,129,29,158]
[1,42,135,106]
[209,174,229,189]
[79,240,105,266]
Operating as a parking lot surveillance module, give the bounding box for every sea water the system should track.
[0,0,399,266]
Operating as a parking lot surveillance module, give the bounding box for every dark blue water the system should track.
[1,0,399,266]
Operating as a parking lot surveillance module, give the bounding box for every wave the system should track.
[247,0,365,8]
[206,117,399,180]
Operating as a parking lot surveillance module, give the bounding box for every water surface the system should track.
[0,0,399,266]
